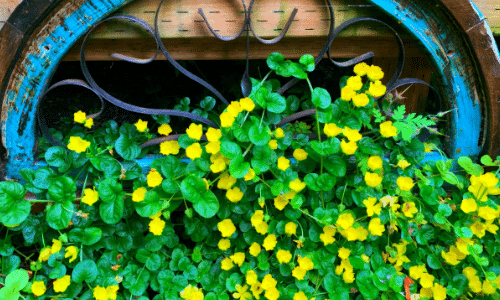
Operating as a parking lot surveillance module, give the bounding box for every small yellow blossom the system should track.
[397,176,415,191]
[336,213,354,230]
[220,112,235,127]
[346,76,363,91]
[186,143,202,160]
[365,172,382,187]
[262,274,277,290]
[297,256,314,271]
[64,246,78,263]
[354,62,370,76]
[149,217,165,235]
[158,123,172,136]
[367,65,384,81]
[227,101,243,117]
[147,168,163,187]
[218,239,230,251]
[81,187,98,206]
[226,187,243,202]
[324,123,343,137]
[343,127,362,142]
[39,247,51,262]
[367,156,383,170]
[285,222,297,236]
[249,242,261,257]
[340,139,357,155]
[134,119,148,132]
[218,219,236,237]
[160,140,180,155]
[402,202,418,218]
[363,197,382,216]
[368,80,387,97]
[84,118,93,129]
[246,270,258,285]
[380,121,397,138]
[275,128,285,138]
[31,281,46,296]
[276,249,292,264]
[397,159,411,170]
[244,169,255,181]
[338,247,351,260]
[51,239,62,254]
[289,178,306,192]
[132,187,147,202]
[240,97,255,111]
[218,173,237,190]
[230,252,245,266]
[292,266,306,280]
[67,136,90,153]
[368,218,385,236]
[268,139,278,149]
[53,275,71,292]
[221,257,234,270]
[341,86,356,101]
[74,110,86,123]
[293,149,308,161]
[263,234,277,251]
[277,156,290,171]
[352,93,370,107]
[186,123,203,140]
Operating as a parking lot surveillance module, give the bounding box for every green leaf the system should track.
[193,191,219,218]
[416,224,434,245]
[48,176,76,202]
[72,260,98,283]
[457,156,483,176]
[116,134,142,161]
[304,173,320,191]
[266,93,287,114]
[5,269,29,291]
[98,178,124,203]
[200,96,216,111]
[2,255,21,275]
[427,254,442,269]
[299,54,315,72]
[134,190,162,217]
[180,175,206,202]
[33,167,56,190]
[69,227,102,246]
[480,155,496,166]
[229,155,250,178]
[317,173,336,191]
[45,146,68,168]
[311,87,331,109]
[220,141,242,159]
[438,203,452,217]
[46,201,74,230]
[266,52,285,71]
[434,213,446,224]
[323,155,346,177]
[248,124,271,146]
[99,198,124,224]
[356,270,378,300]
[0,285,18,300]
[358,137,383,155]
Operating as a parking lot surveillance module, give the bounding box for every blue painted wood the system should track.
[2,0,134,179]
[368,0,482,158]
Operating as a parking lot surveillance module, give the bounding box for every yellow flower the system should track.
[346,76,363,91]
[134,119,148,132]
[227,101,243,117]
[240,97,255,111]
[343,269,355,283]
[74,110,86,123]
[158,123,172,136]
[323,225,336,236]
[463,266,477,279]
[233,284,252,300]
[424,143,434,152]
[298,255,314,271]
[64,246,78,263]
[262,274,277,290]
[343,127,362,142]
[397,159,411,170]
[292,266,306,280]
[263,234,277,251]
[341,86,356,101]
[478,206,497,221]
[106,286,119,300]
[249,242,261,257]
[51,239,62,254]
[293,291,308,300]
[324,123,343,137]
[402,202,418,218]
[338,247,351,260]
[210,157,225,173]
[226,187,243,202]
[53,275,71,292]
[84,118,94,129]
[160,140,180,155]
[255,222,269,235]
[365,172,382,187]
[147,168,163,187]
[132,187,147,202]
[81,187,98,206]
[230,252,245,266]
[354,62,370,76]
[246,270,258,285]
[277,156,290,171]
[276,249,292,264]
[483,280,496,295]
[380,121,397,138]
[470,221,486,238]
[320,233,335,246]
[459,198,476,213]
[268,139,278,150]
[93,286,108,300]
[31,281,46,296]
[352,93,370,107]
[186,143,202,160]
[221,257,234,270]
[409,265,427,280]
[367,65,384,81]
[218,238,230,251]
[220,111,235,127]
[218,219,236,237]
[218,173,237,190]
[293,149,308,161]
[419,273,435,288]
[289,178,306,192]
[340,139,357,155]
[67,136,90,153]
[275,128,285,138]
[367,156,383,170]
[186,123,203,140]
[251,210,264,227]
[397,177,414,191]
[39,247,51,262]
[205,128,222,142]
[149,217,165,235]
[251,282,264,299]
[456,238,473,255]
[368,80,387,97]
[274,195,289,211]
[420,287,433,298]
[243,168,255,181]
[479,172,499,187]
[363,197,382,216]
[285,222,297,236]
[432,283,447,300]
[468,275,482,293]
[336,213,354,230]
[368,218,385,236]
[264,287,280,300]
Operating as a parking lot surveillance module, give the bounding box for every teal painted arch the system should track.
[0,0,498,179]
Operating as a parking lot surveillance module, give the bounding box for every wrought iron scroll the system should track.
[38,0,437,149]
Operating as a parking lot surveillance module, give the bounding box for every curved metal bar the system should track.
[197,0,248,42]
[246,0,299,45]
[154,0,229,105]
[79,16,219,129]
[276,109,316,128]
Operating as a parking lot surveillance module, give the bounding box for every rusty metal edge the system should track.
[438,0,500,158]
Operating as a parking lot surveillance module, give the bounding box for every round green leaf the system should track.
[193,191,219,218]
[311,87,331,109]
[115,135,141,161]
[5,269,29,291]
[45,146,68,168]
[46,201,74,230]
[134,190,162,217]
[99,198,124,224]
[48,176,76,202]
[98,178,124,203]
[72,260,98,283]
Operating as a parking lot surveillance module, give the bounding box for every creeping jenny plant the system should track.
[1,53,500,300]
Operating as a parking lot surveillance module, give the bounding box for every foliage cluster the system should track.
[1,53,500,300]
